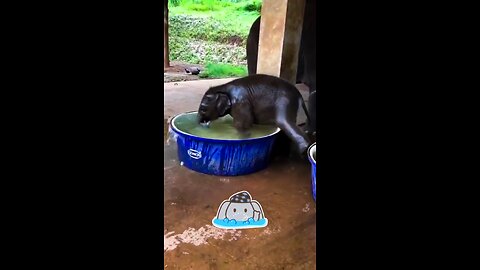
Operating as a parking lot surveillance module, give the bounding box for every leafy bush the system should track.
[169,14,247,46]
[240,0,262,12]
[168,0,182,7]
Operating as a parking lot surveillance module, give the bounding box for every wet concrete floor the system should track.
[164,124,316,269]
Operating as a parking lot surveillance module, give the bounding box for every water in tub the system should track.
[172,114,277,140]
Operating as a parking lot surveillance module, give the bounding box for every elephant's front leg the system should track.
[231,102,254,138]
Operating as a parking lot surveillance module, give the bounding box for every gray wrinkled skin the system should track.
[197,74,311,154]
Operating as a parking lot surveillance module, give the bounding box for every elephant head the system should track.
[197,87,231,125]
[216,191,265,222]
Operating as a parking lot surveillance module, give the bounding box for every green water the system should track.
[173,113,278,140]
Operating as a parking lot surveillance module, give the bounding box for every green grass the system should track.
[169,0,261,12]
[167,0,258,77]
[168,0,260,35]
[199,63,247,78]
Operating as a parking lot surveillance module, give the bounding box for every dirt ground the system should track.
[163,75,316,269]
[164,61,205,83]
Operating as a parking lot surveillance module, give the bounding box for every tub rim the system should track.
[308,142,316,165]
[170,111,281,142]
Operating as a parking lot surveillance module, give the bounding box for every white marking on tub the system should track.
[187,149,202,159]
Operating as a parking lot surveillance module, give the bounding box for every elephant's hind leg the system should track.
[275,107,311,155]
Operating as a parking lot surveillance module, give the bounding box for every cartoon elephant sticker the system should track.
[212,191,268,229]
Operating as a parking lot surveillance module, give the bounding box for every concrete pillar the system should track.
[257,0,306,83]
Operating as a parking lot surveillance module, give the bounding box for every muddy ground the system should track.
[164,61,205,83]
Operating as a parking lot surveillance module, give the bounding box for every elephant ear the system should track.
[216,200,230,220]
[216,93,231,116]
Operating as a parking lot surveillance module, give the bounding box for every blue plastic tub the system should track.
[169,112,281,176]
[307,143,316,201]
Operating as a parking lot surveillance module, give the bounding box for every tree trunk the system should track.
[164,1,170,69]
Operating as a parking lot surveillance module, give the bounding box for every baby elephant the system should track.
[197,74,312,154]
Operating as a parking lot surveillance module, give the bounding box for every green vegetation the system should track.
[241,0,262,12]
[169,0,261,13]
[167,0,261,78]
[199,63,247,78]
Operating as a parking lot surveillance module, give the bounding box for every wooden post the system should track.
[257,0,306,84]
[164,1,170,69]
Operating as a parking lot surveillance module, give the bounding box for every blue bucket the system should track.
[307,143,316,201]
[169,112,281,176]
